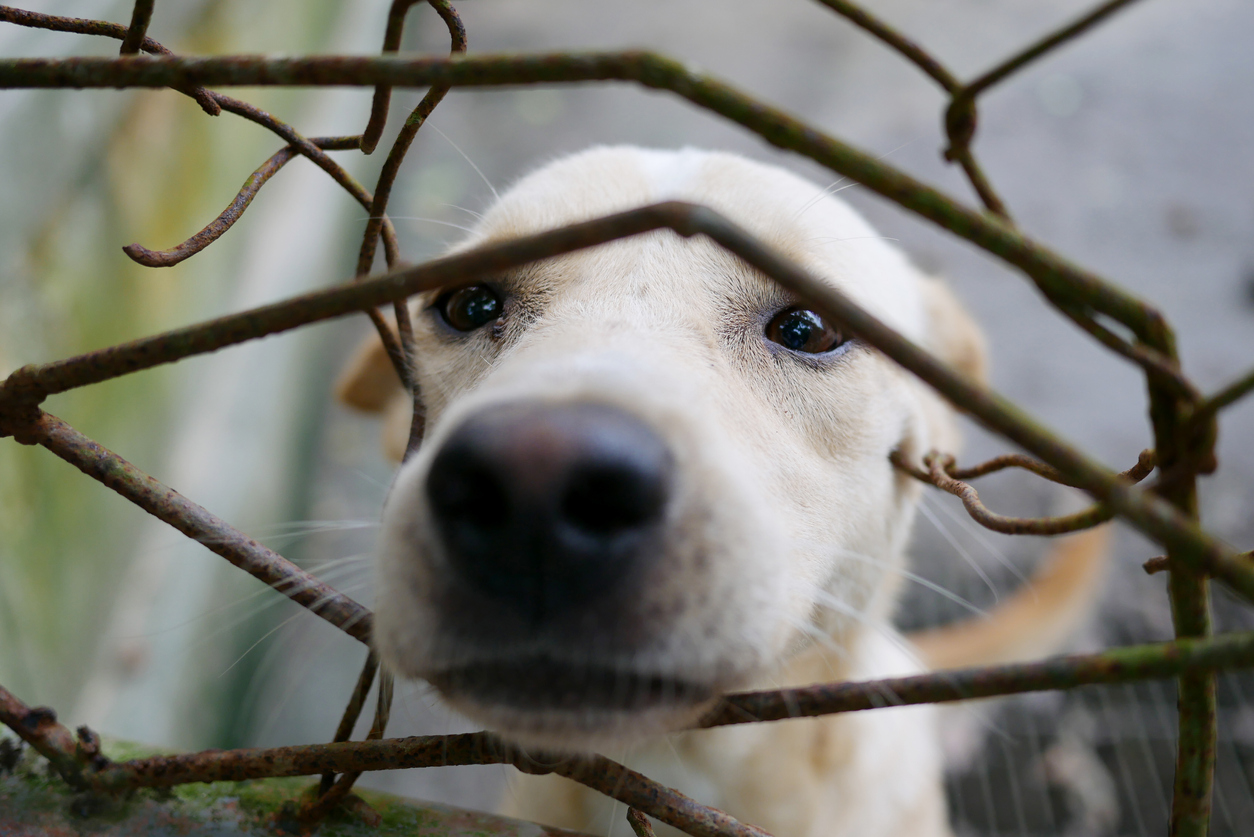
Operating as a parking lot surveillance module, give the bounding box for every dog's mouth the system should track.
[427,657,716,713]
[426,657,721,747]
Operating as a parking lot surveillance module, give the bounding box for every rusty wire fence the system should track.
[1,1,1253,835]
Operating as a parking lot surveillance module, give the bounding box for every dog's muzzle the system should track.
[426,400,674,625]
[383,396,760,743]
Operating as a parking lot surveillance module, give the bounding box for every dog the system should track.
[336,146,1106,837]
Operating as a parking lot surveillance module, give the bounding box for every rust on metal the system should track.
[352,0,466,397]
[628,809,658,837]
[701,629,1254,727]
[0,5,220,114]
[122,135,361,268]
[361,1,468,154]
[0,49,1176,365]
[887,448,1155,536]
[0,685,97,788]
[0,3,1249,834]
[118,0,154,55]
[0,203,1250,606]
[27,411,373,643]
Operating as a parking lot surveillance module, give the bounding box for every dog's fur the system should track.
[337,147,1105,837]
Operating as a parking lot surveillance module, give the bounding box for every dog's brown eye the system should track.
[766,307,844,354]
[439,285,502,331]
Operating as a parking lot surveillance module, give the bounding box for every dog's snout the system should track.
[426,401,672,621]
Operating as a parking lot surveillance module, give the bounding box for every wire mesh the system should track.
[1,2,1252,835]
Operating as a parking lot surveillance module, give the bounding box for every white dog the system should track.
[337,147,1105,837]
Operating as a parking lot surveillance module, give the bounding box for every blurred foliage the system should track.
[0,0,357,732]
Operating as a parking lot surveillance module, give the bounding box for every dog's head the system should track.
[339,147,985,751]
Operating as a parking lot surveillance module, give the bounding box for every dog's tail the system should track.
[907,526,1110,670]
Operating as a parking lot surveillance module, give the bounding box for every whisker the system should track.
[249,519,379,536]
[379,216,477,234]
[119,556,367,644]
[440,202,484,220]
[802,586,924,668]
[782,613,857,666]
[252,629,345,742]
[791,176,851,220]
[805,235,900,245]
[430,124,500,201]
[918,500,1001,602]
[792,140,913,219]
[776,598,1012,747]
[828,547,987,618]
[778,535,987,617]
[217,610,307,678]
[927,494,1029,586]
[297,552,374,576]
[346,467,394,494]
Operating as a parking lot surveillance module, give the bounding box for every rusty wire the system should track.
[355,0,468,427]
[1,680,768,837]
[890,448,1156,536]
[0,49,1181,373]
[1140,553,1252,576]
[11,411,375,643]
[7,629,1254,786]
[0,195,1248,836]
[0,3,1249,836]
[361,0,459,154]
[0,5,219,114]
[0,201,1246,602]
[0,5,416,403]
[814,0,1146,221]
[319,651,380,794]
[629,808,659,837]
[117,0,152,55]
[0,685,91,789]
[0,7,400,267]
[1189,363,1254,432]
[123,135,361,267]
[811,0,958,92]
[299,668,394,824]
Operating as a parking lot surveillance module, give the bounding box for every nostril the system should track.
[424,400,674,618]
[432,461,509,531]
[561,463,667,536]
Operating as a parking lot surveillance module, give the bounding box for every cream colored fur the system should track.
[337,147,1105,837]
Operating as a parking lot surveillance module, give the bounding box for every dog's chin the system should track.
[426,658,720,752]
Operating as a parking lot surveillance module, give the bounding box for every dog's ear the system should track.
[898,278,989,461]
[335,330,404,412]
[335,330,413,463]
[918,276,988,385]
[379,391,415,463]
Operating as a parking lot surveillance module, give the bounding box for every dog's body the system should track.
[338,147,1104,837]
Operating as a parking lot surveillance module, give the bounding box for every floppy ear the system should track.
[379,391,415,463]
[918,276,988,385]
[335,330,404,412]
[898,278,989,462]
[334,329,414,463]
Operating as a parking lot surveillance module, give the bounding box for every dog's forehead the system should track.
[461,146,928,337]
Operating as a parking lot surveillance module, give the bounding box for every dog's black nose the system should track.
[426,401,672,622]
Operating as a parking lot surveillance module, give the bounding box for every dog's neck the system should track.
[616,625,947,837]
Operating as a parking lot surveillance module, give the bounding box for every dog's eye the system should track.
[439,285,502,331]
[766,307,844,354]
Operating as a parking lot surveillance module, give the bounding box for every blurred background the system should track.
[1,1,1253,835]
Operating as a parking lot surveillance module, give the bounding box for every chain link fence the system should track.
[2,2,1253,835]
